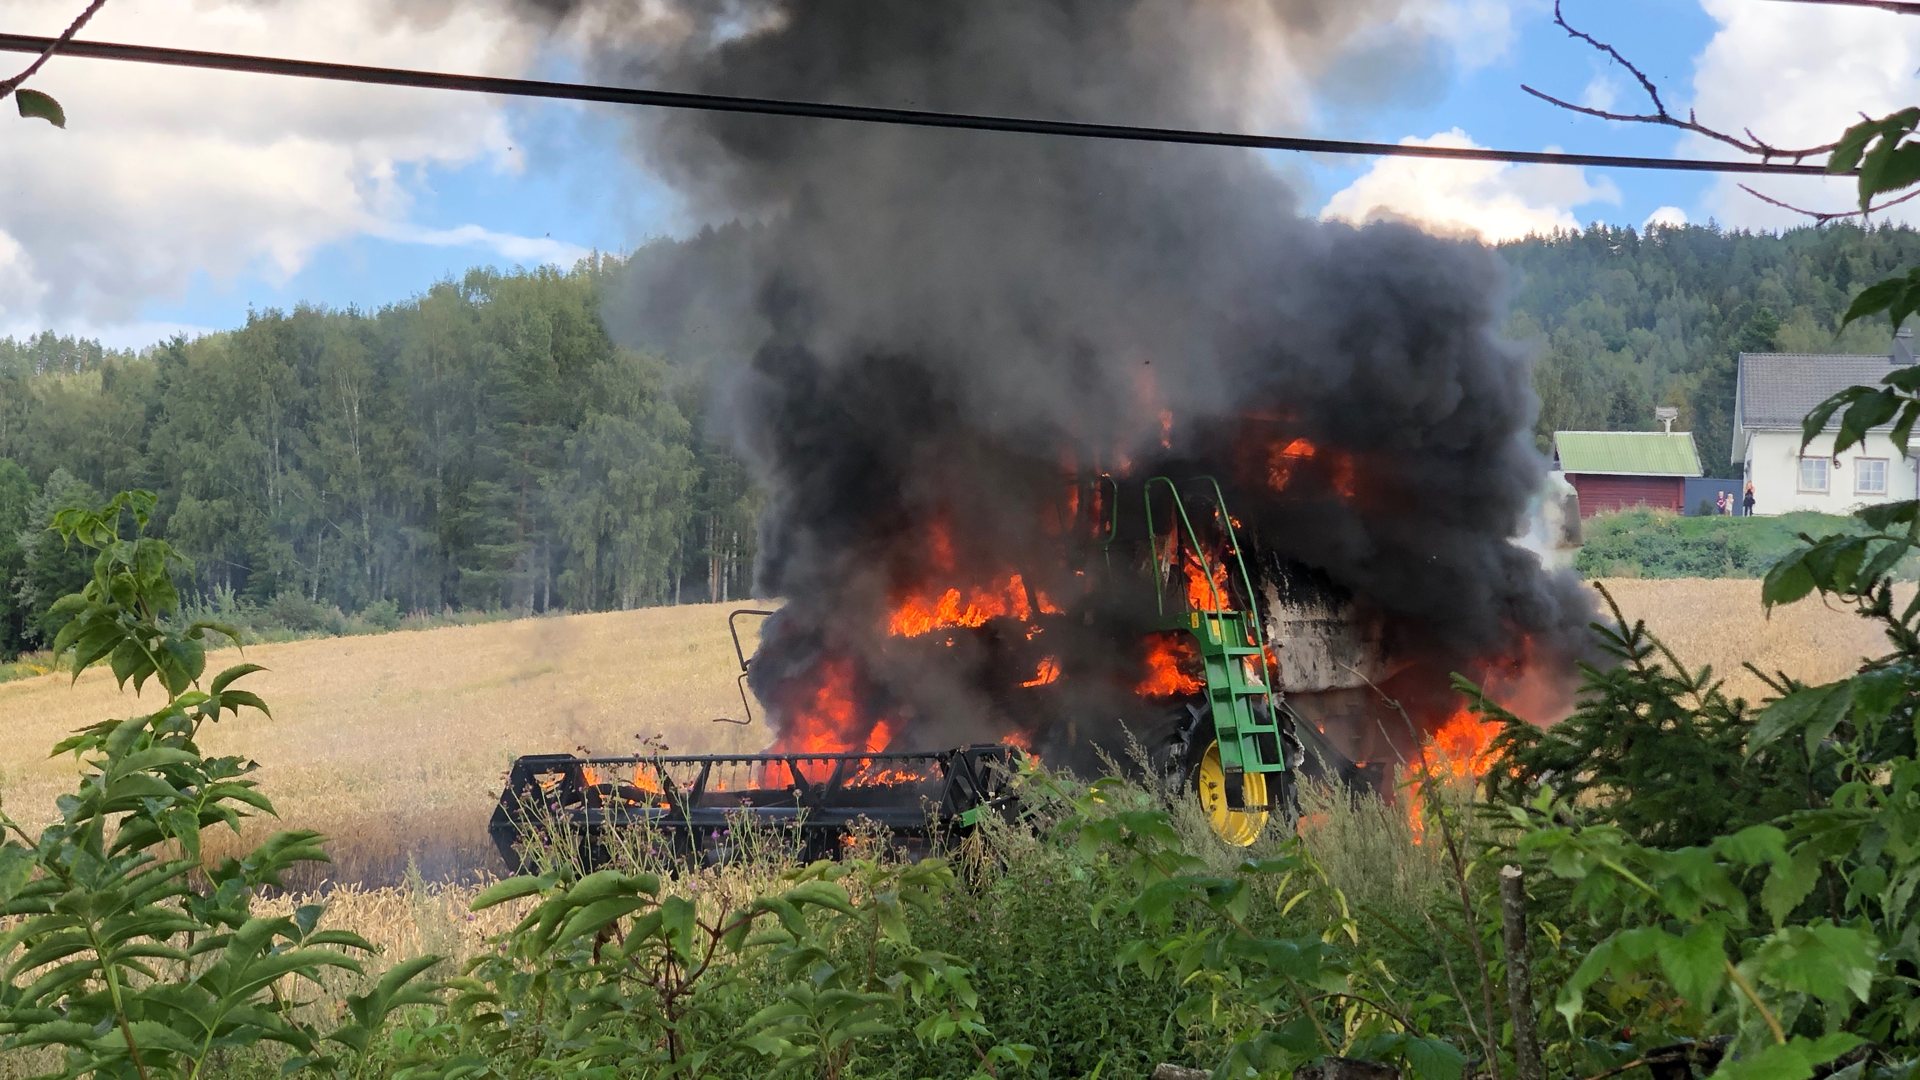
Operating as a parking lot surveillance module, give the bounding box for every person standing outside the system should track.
[1742,481,1756,517]
[1716,490,1729,516]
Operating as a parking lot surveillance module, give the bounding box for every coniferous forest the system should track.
[4,220,1919,659]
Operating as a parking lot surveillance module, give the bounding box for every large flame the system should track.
[1136,633,1203,697]
[1184,549,1231,612]
[766,658,887,781]
[1404,706,1505,842]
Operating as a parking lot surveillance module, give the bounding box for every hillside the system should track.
[0,581,1887,888]
[4,222,1918,663]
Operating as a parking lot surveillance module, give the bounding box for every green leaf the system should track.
[0,846,33,905]
[1716,1035,1864,1080]
[1829,118,1879,174]
[210,663,266,695]
[1399,1036,1468,1080]
[1748,684,1847,757]
[1761,552,1817,609]
[218,689,271,719]
[14,88,65,128]
[1837,390,1901,454]
[1658,922,1728,1009]
[1842,279,1904,328]
[1754,924,1878,1009]
[1763,847,1824,927]
[470,876,552,911]
[1714,825,1788,867]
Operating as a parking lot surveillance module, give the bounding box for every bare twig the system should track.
[0,0,109,99]
[1524,0,1840,164]
[1736,182,1920,222]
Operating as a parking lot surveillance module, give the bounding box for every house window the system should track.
[1799,456,1830,493]
[1856,457,1889,496]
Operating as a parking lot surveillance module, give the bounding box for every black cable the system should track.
[0,32,1844,176]
[1758,0,1920,11]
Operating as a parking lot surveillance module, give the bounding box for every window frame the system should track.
[1855,456,1889,497]
[1798,455,1831,494]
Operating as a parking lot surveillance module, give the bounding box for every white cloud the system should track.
[1644,206,1689,229]
[1581,73,1621,114]
[1320,129,1621,243]
[0,0,587,336]
[1395,0,1537,70]
[1685,0,1920,228]
[370,223,594,267]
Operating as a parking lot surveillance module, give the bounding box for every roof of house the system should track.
[1553,430,1703,477]
[1736,352,1912,431]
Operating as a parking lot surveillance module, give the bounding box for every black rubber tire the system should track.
[1153,698,1302,836]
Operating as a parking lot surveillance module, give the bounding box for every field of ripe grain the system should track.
[0,581,1887,888]
[0,602,772,887]
[1593,578,1896,701]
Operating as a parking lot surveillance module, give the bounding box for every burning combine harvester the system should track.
[485,0,1597,875]
[493,413,1580,871]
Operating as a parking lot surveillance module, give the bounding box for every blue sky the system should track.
[4,0,1908,349]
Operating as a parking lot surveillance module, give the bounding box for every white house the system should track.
[1732,333,1920,515]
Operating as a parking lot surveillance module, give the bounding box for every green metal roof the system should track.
[1552,431,1702,477]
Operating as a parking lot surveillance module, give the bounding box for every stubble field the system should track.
[0,579,1891,893]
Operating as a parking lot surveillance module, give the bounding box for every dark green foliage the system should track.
[260,589,336,635]
[11,468,98,648]
[0,260,745,662]
[1502,223,1920,476]
[1572,509,1897,580]
[0,456,34,653]
[0,491,438,1078]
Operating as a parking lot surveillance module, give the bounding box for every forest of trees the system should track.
[3,220,1917,658]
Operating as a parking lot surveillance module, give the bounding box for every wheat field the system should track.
[0,580,1888,888]
[0,602,772,886]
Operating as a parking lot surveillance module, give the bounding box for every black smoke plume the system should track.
[520,1,1596,760]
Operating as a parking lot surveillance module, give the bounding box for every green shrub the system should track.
[1572,508,1899,579]
[355,598,403,633]
[0,492,437,1078]
[262,588,334,634]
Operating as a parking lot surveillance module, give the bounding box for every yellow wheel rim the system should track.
[1196,740,1268,846]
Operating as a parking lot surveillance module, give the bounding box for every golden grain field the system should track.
[0,602,772,886]
[0,580,1886,890]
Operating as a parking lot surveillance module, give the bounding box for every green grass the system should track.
[1573,509,1885,579]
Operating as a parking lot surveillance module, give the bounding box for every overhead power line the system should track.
[0,32,1845,177]
[1761,0,1920,12]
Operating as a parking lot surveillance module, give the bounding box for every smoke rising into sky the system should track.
[515,0,1596,753]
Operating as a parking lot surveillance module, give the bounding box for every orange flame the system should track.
[1405,706,1504,842]
[1267,437,1358,499]
[1136,634,1203,697]
[768,658,891,782]
[889,574,1032,636]
[887,573,1064,637]
[1184,549,1231,612]
[1021,657,1062,687]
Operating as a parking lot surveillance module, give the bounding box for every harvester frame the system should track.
[489,744,1023,874]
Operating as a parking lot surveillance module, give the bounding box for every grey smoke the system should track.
[516,1,1596,751]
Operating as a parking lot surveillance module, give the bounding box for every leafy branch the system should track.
[0,0,109,128]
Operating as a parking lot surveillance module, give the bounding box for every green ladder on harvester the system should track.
[1143,477,1291,833]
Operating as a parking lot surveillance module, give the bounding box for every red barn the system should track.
[1553,431,1703,518]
